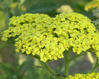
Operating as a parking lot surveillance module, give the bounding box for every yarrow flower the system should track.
[56,5,73,13]
[65,72,99,79]
[85,0,99,11]
[2,12,99,62]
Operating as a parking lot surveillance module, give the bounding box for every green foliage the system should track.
[0,62,14,79]
[0,56,49,79]
[93,9,99,18]
[26,1,57,13]
[93,19,99,30]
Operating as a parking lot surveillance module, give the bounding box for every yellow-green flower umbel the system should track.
[65,72,99,79]
[2,12,99,62]
[85,0,99,11]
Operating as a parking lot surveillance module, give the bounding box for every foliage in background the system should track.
[0,55,49,79]
[0,0,98,79]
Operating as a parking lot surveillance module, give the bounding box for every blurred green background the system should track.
[0,0,99,79]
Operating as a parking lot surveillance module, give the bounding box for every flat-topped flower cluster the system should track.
[85,0,99,11]
[2,12,99,62]
[65,72,99,79]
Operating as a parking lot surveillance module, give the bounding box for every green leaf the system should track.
[26,1,57,13]
[1,0,13,7]
[15,61,28,78]
[0,7,4,12]
[0,42,8,49]
[15,0,26,15]
[0,62,14,76]
[33,66,44,69]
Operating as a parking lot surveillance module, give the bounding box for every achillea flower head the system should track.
[85,0,99,11]
[65,72,99,79]
[56,5,73,13]
[50,13,99,55]
[2,12,99,62]
[2,13,51,41]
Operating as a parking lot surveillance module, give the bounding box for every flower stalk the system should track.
[64,50,70,77]
[39,61,64,79]
[89,57,99,73]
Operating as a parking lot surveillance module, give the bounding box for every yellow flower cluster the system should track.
[56,5,73,13]
[85,0,99,11]
[65,72,99,79]
[2,13,51,41]
[2,12,99,62]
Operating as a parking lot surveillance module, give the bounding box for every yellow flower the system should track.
[66,72,99,79]
[85,0,99,11]
[2,12,99,62]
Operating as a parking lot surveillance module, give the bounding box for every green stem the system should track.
[89,57,99,73]
[40,61,64,79]
[64,50,70,77]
